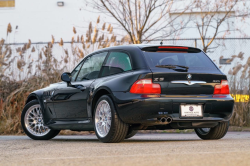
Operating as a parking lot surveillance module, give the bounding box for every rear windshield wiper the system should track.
[155,65,189,70]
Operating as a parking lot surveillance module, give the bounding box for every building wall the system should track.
[0,0,102,43]
[171,12,236,38]
[1,0,250,43]
[1,0,249,44]
[1,0,250,80]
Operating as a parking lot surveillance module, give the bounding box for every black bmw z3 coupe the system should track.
[21,44,234,143]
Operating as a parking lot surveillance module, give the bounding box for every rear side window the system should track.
[143,52,217,70]
[101,52,132,77]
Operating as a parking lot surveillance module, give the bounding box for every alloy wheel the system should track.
[24,104,50,136]
[95,100,112,137]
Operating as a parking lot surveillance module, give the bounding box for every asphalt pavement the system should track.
[0,132,250,166]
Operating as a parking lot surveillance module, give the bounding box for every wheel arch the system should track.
[26,94,38,104]
[25,91,45,114]
[91,87,116,117]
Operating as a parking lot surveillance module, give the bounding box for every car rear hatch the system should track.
[141,46,227,95]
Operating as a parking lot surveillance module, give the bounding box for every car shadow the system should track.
[51,135,202,143]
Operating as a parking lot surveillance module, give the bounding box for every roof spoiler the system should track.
[141,46,201,53]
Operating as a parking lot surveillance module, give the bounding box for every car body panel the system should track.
[52,80,93,119]
[24,44,234,131]
[113,92,233,123]
[152,72,227,95]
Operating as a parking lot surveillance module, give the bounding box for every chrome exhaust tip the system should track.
[159,117,172,124]
[166,117,172,123]
[160,117,166,123]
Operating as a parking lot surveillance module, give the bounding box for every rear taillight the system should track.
[158,46,188,49]
[130,79,161,94]
[213,80,230,94]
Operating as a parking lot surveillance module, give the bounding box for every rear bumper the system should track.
[113,92,234,127]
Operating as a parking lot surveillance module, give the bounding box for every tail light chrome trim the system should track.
[171,81,207,85]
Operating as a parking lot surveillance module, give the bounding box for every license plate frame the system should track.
[180,104,203,118]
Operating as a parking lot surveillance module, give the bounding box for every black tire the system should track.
[21,100,60,140]
[195,121,229,140]
[125,128,138,139]
[94,95,129,143]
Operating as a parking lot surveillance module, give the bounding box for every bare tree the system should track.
[191,0,249,52]
[86,0,192,44]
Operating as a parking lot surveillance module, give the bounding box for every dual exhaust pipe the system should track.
[159,117,172,124]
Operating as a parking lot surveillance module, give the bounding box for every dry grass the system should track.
[7,23,12,35]
[228,52,250,127]
[0,39,64,134]
[0,17,129,134]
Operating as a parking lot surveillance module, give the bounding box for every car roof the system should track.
[127,44,199,49]
[86,44,203,71]
[93,44,201,52]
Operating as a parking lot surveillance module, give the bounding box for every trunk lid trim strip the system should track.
[171,81,207,85]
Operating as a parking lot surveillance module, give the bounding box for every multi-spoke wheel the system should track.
[24,104,50,136]
[21,100,60,140]
[195,121,229,140]
[95,100,112,137]
[94,95,128,143]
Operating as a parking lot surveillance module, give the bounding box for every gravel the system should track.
[0,132,250,166]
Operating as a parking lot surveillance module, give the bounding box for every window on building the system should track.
[0,0,15,8]
[219,58,231,65]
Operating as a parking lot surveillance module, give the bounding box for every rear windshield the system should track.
[143,52,218,71]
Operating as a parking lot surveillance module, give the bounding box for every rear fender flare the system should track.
[90,87,117,118]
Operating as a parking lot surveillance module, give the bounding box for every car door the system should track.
[52,52,108,119]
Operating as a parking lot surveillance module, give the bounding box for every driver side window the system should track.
[75,52,108,81]
[71,61,84,82]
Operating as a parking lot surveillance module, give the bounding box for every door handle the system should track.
[76,85,86,91]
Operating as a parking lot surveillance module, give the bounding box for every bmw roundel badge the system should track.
[187,74,192,80]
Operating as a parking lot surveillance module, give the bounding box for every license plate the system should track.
[180,105,203,117]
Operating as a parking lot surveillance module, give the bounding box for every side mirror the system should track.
[61,72,71,83]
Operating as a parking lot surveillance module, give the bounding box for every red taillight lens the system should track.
[130,79,161,94]
[158,46,188,49]
[213,80,230,94]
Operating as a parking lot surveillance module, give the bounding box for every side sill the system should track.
[46,119,94,131]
